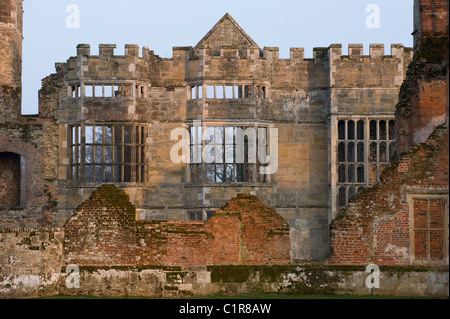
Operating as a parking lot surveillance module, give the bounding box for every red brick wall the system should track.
[220,194,291,265]
[207,213,241,264]
[396,0,449,157]
[329,126,449,265]
[64,185,137,266]
[64,189,291,267]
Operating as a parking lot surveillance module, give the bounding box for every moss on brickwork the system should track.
[396,36,448,114]
[209,266,253,283]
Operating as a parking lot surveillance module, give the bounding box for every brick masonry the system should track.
[64,185,291,267]
[329,107,449,266]
[395,0,449,157]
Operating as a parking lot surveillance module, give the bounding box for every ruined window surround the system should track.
[407,193,449,266]
[69,123,146,184]
[336,117,396,209]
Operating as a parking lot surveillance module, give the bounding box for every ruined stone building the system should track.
[0,0,448,281]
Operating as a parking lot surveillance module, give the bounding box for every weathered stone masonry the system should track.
[40,13,412,261]
[0,0,448,298]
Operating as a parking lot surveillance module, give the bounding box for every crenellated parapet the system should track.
[327,44,413,88]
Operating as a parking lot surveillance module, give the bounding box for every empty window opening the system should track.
[0,152,24,208]
[336,118,395,211]
[189,125,267,184]
[389,120,395,140]
[357,142,364,162]
[85,85,94,97]
[357,120,364,140]
[379,142,387,162]
[225,86,234,99]
[105,85,113,97]
[216,86,224,99]
[70,124,145,184]
[188,212,203,221]
[71,85,81,98]
[357,165,365,183]
[348,164,355,183]
[338,143,346,162]
[338,165,346,183]
[338,121,345,140]
[94,85,102,97]
[237,86,243,99]
[207,86,215,99]
[347,142,355,162]
[379,120,387,140]
[370,120,377,140]
[347,120,355,140]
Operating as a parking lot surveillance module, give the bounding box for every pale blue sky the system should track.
[21,0,414,114]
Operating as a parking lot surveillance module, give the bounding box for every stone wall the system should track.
[2,262,448,298]
[0,0,22,123]
[0,227,63,298]
[56,265,447,298]
[49,17,411,262]
[0,122,57,227]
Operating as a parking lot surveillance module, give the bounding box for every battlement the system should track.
[76,43,154,60]
[327,43,413,61]
[73,42,412,65]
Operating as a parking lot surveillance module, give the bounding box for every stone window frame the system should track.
[336,117,396,210]
[188,82,269,100]
[187,121,272,185]
[187,209,215,221]
[69,123,146,185]
[407,192,449,265]
[68,82,151,99]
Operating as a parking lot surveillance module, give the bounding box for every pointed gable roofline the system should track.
[194,13,260,52]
